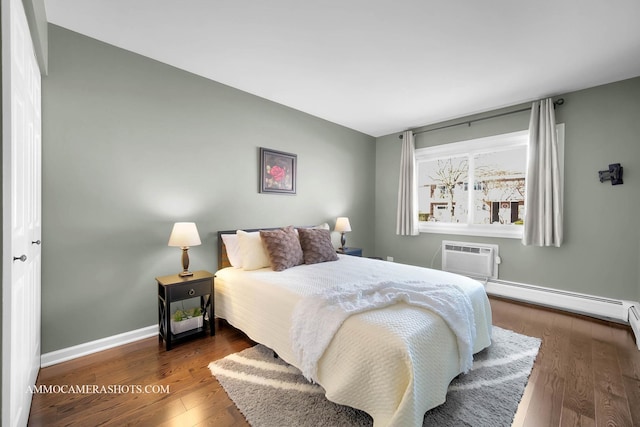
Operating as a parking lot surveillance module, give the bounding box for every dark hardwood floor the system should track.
[28,297,640,426]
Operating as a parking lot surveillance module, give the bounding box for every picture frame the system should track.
[259,147,297,194]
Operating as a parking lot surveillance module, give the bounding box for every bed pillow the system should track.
[237,230,271,271]
[293,223,329,235]
[259,226,304,271]
[221,233,242,268]
[297,228,339,264]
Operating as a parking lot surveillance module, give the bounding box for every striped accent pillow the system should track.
[260,226,304,271]
[297,228,338,264]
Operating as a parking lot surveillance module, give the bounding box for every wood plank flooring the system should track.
[29,297,640,426]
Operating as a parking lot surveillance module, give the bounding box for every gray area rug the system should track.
[209,326,540,427]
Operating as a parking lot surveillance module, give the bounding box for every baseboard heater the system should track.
[440,240,640,350]
[479,278,640,351]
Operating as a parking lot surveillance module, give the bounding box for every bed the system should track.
[214,226,492,427]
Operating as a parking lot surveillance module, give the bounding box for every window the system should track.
[415,126,564,239]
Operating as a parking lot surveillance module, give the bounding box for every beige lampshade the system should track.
[168,222,202,247]
[335,217,352,233]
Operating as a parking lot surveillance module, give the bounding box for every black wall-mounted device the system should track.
[598,163,623,185]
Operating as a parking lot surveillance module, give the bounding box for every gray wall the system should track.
[375,77,640,302]
[42,25,375,353]
[41,23,640,354]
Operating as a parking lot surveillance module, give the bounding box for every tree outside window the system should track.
[415,129,532,238]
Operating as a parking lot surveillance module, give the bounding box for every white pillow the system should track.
[295,223,330,235]
[237,230,270,271]
[221,233,242,268]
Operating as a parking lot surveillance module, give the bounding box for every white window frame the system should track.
[415,124,564,239]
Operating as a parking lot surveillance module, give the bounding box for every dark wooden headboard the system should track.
[217,226,315,270]
[217,227,279,270]
[217,229,245,271]
[217,230,234,270]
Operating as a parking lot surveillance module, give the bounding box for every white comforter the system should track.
[291,280,477,383]
[214,255,492,426]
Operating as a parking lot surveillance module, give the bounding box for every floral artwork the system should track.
[259,148,297,194]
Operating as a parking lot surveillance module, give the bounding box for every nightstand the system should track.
[156,270,214,350]
[338,247,362,257]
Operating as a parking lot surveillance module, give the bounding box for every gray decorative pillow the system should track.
[260,226,304,271]
[297,228,338,264]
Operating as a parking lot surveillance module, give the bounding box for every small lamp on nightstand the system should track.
[335,217,352,252]
[168,222,201,277]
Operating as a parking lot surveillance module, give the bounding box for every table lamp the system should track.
[335,217,352,251]
[168,222,201,276]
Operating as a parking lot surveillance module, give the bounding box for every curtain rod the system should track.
[398,98,564,139]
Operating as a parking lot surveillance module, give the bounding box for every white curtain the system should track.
[523,98,563,247]
[396,131,419,236]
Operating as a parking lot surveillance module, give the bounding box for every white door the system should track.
[2,0,42,425]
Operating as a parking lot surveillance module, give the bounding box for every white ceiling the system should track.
[44,0,640,137]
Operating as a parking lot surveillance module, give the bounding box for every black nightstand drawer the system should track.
[169,280,211,300]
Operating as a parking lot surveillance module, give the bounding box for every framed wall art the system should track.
[259,147,297,194]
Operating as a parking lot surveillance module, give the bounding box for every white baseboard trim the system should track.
[41,324,158,368]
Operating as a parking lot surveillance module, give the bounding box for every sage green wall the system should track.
[41,25,375,353]
[38,23,640,354]
[375,77,640,302]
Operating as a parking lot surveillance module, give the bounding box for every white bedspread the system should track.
[291,280,476,382]
[215,255,492,427]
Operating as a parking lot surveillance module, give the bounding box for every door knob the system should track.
[13,255,27,262]
[32,240,41,245]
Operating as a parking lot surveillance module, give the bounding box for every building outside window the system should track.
[415,126,563,239]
